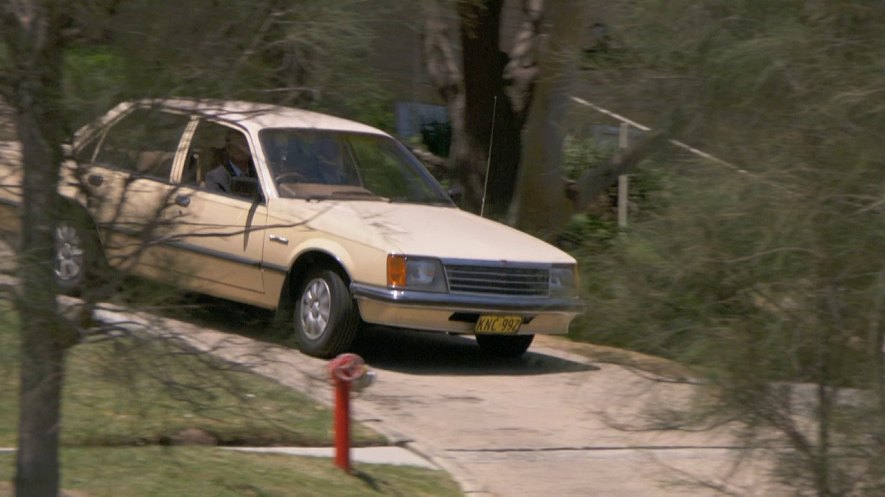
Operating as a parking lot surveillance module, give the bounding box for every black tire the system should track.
[293,268,360,358]
[54,212,105,295]
[475,334,535,358]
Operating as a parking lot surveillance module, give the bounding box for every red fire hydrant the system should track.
[327,353,374,473]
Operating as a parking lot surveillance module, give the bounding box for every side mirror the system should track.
[447,186,463,203]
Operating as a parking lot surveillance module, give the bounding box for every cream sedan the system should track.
[0,99,584,358]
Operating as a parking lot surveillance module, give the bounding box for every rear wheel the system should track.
[476,334,534,358]
[293,268,360,358]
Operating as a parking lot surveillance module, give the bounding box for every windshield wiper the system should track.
[329,190,390,202]
[302,190,393,202]
[388,197,454,206]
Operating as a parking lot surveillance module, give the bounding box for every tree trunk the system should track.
[452,0,504,213]
[509,0,585,234]
[3,2,74,496]
[424,0,543,217]
[423,3,470,203]
[423,0,667,231]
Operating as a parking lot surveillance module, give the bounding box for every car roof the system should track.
[97,98,391,138]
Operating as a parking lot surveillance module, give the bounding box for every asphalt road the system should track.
[83,297,781,497]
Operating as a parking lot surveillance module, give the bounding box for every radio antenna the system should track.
[479,95,497,218]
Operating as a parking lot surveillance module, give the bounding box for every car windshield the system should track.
[259,129,453,205]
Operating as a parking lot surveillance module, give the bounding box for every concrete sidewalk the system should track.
[225,446,438,469]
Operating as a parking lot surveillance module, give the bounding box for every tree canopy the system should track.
[574,2,885,494]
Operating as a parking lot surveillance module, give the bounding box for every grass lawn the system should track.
[0,302,461,496]
[0,447,461,497]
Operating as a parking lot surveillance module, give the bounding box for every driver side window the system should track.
[183,121,257,199]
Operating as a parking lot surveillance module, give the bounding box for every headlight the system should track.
[549,265,578,297]
[387,255,447,292]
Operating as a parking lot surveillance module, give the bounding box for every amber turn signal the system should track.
[387,254,408,288]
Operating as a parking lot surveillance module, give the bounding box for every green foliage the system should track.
[561,134,617,181]
[333,90,398,134]
[1,447,460,497]
[588,0,885,376]
[558,213,618,251]
[0,309,18,443]
[557,134,667,252]
[570,2,885,493]
[60,0,397,128]
[63,48,129,129]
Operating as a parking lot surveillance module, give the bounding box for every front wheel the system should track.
[54,214,106,295]
[293,268,360,358]
[476,334,534,358]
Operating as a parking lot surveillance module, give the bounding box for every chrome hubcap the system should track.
[300,278,332,340]
[55,223,84,283]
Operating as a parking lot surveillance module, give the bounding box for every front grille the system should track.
[444,263,549,296]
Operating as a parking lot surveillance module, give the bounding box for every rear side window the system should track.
[87,108,189,181]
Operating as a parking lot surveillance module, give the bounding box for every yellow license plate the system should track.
[475,315,522,334]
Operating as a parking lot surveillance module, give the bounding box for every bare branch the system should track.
[407,144,448,172]
[571,128,670,211]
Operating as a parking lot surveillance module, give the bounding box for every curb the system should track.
[223,446,439,470]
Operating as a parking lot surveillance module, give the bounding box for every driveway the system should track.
[84,298,779,497]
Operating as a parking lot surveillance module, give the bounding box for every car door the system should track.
[72,106,191,278]
[165,119,268,303]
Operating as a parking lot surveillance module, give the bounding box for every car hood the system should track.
[283,200,575,264]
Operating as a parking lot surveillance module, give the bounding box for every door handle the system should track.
[269,234,289,245]
[87,174,103,186]
[175,195,191,207]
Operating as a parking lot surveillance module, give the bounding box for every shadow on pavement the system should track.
[350,326,598,377]
[154,293,597,377]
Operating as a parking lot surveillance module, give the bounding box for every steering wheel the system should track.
[274,171,307,184]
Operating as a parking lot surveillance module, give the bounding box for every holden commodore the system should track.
[0,99,584,358]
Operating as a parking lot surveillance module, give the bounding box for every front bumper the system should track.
[350,282,585,335]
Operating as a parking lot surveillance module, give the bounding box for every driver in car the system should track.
[205,130,253,194]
